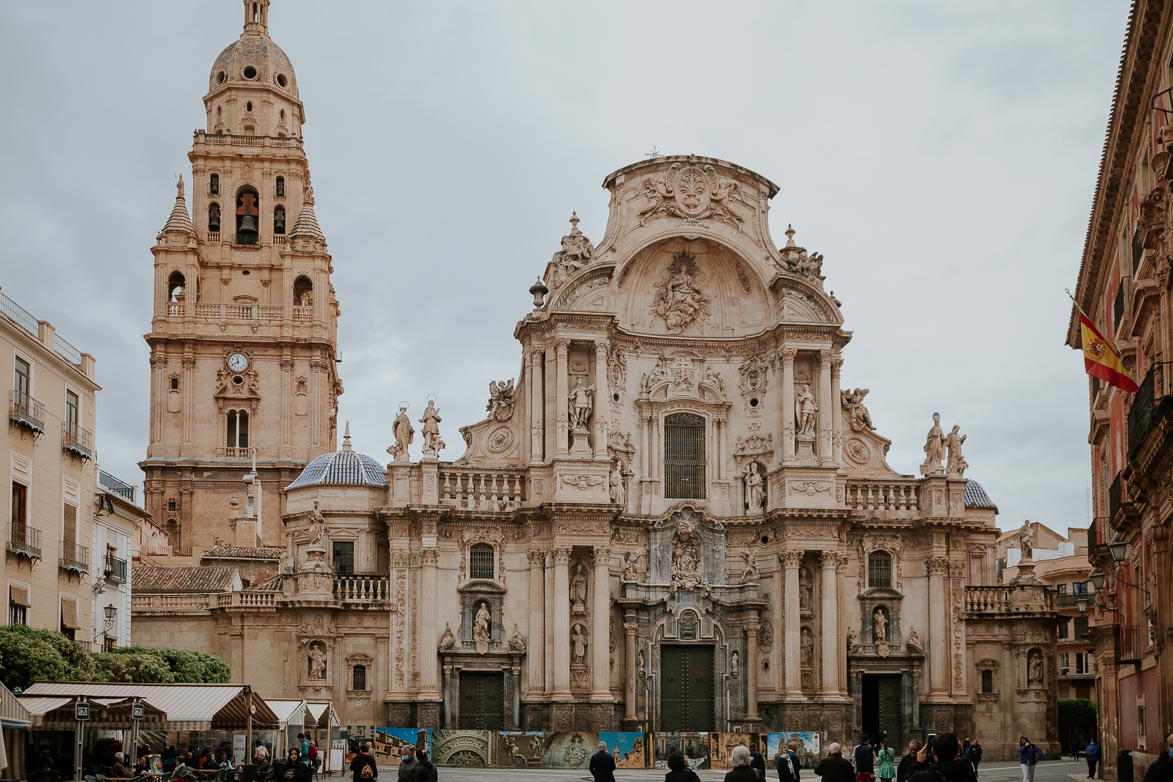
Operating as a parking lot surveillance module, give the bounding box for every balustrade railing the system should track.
[965,584,1056,614]
[440,468,526,511]
[217,591,279,608]
[131,594,211,612]
[334,576,390,603]
[844,480,920,513]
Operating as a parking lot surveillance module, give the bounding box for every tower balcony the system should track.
[192,130,304,152]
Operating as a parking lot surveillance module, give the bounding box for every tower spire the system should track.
[243,0,270,36]
[161,175,195,236]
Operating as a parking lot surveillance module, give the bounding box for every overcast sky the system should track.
[0,2,1127,534]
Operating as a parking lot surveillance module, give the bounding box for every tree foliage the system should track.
[1059,698,1098,753]
[0,626,232,690]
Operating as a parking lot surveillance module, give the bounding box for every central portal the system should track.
[861,674,903,746]
[660,645,715,731]
[458,671,504,729]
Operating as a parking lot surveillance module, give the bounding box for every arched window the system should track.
[227,409,249,449]
[275,176,285,197]
[167,271,186,302]
[469,543,494,580]
[208,203,221,232]
[209,174,220,195]
[273,206,286,235]
[294,276,314,306]
[352,664,367,691]
[868,551,892,589]
[235,187,259,245]
[664,413,706,499]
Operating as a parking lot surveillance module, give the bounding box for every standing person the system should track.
[411,749,437,782]
[349,742,377,782]
[750,742,767,781]
[279,749,310,782]
[876,739,896,782]
[590,741,617,782]
[1143,733,1173,782]
[1085,739,1100,779]
[815,744,856,782]
[1017,737,1040,782]
[397,749,417,782]
[897,741,922,782]
[777,742,802,782]
[968,740,983,778]
[665,750,702,782]
[909,735,975,782]
[853,736,875,782]
[726,745,762,782]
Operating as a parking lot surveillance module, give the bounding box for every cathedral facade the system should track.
[132,1,1057,758]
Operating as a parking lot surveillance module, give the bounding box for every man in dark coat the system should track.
[854,736,875,782]
[815,743,856,782]
[1143,734,1173,782]
[590,741,617,782]
[349,742,377,782]
[898,741,923,782]
[777,743,802,782]
[909,734,976,782]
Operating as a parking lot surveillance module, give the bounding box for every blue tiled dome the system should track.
[287,432,386,490]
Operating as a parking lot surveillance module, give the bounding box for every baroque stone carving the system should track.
[650,253,712,334]
[744,462,766,513]
[509,624,526,652]
[621,549,644,582]
[739,354,769,398]
[570,563,588,614]
[486,426,514,453]
[486,379,516,422]
[549,212,595,288]
[739,550,760,584]
[945,425,968,477]
[388,404,413,462]
[841,388,875,432]
[795,383,818,439]
[920,412,945,476]
[637,163,745,228]
[307,640,327,680]
[419,399,444,456]
[778,226,825,283]
[568,376,594,431]
[609,460,626,506]
[561,474,604,489]
[473,601,491,655]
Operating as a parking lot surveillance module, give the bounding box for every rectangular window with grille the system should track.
[867,552,892,589]
[1074,616,1090,640]
[470,544,495,580]
[980,669,993,694]
[352,664,367,691]
[664,413,706,499]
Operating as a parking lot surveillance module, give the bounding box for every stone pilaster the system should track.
[551,546,572,699]
[817,349,833,464]
[623,615,639,726]
[745,619,760,721]
[780,348,797,463]
[526,549,545,696]
[593,342,609,459]
[781,549,805,699]
[555,341,569,455]
[927,557,950,698]
[830,356,842,465]
[591,546,612,700]
[528,348,544,464]
[418,547,440,699]
[819,551,841,696]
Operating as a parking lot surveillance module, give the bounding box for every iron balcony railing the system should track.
[1108,472,1124,526]
[1118,624,1145,664]
[9,390,45,434]
[104,554,127,583]
[62,425,93,460]
[0,288,83,365]
[98,470,136,503]
[1128,367,1161,458]
[7,522,42,561]
[1056,592,1093,609]
[59,541,89,574]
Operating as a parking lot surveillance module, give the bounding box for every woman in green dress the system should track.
[877,738,897,782]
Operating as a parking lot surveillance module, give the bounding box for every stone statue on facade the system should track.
[795,384,818,439]
[550,212,594,286]
[730,650,740,678]
[568,377,594,431]
[419,399,444,456]
[1019,520,1034,561]
[474,602,491,655]
[739,550,760,585]
[945,425,968,477]
[509,624,526,653]
[841,388,875,432]
[799,568,813,613]
[650,252,712,334]
[744,462,765,513]
[800,628,814,668]
[637,649,646,678]
[847,627,859,652]
[307,500,326,546]
[920,412,945,476]
[438,623,455,650]
[609,460,626,506]
[571,623,587,665]
[1028,650,1043,684]
[873,607,888,643]
[389,405,414,462]
[307,641,327,680]
[621,549,643,582]
[570,564,588,614]
[905,628,922,652]
[486,379,516,422]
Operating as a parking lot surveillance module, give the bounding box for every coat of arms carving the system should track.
[638,163,745,228]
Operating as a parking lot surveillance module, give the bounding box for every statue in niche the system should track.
[945,424,968,476]
[509,624,526,653]
[570,564,588,614]
[568,377,594,431]
[474,602,492,655]
[571,623,588,665]
[609,460,626,506]
[1019,520,1034,560]
[739,550,760,585]
[920,412,945,476]
[669,518,704,594]
[841,388,875,432]
[419,399,444,456]
[438,623,455,650]
[621,549,643,582]
[1028,650,1043,684]
[307,641,327,680]
[744,462,765,513]
[650,252,712,334]
[730,650,740,678]
[799,568,813,613]
[389,405,413,462]
[637,649,646,678]
[847,627,859,652]
[307,500,326,547]
[872,607,888,643]
[795,383,818,439]
[800,628,814,668]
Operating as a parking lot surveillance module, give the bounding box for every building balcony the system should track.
[334,576,390,605]
[62,425,93,460]
[59,541,89,575]
[9,390,45,435]
[103,554,127,584]
[439,467,527,512]
[1117,624,1145,664]
[99,470,137,503]
[1056,592,1094,610]
[7,522,42,562]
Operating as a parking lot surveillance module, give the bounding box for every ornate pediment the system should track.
[636,162,749,230]
[639,355,727,404]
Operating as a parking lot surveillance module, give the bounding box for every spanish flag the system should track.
[1080,312,1139,393]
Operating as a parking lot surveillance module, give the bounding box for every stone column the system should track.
[780,348,797,463]
[817,350,833,464]
[551,546,572,699]
[623,615,639,724]
[528,348,544,464]
[927,557,949,697]
[555,341,570,455]
[418,547,440,698]
[830,356,842,465]
[526,550,545,696]
[593,342,610,459]
[819,551,840,696]
[591,546,612,700]
[781,550,804,699]
[745,619,760,720]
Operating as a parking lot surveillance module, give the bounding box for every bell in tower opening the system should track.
[235,187,259,245]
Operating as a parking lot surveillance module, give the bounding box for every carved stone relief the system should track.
[637,163,746,229]
[650,253,712,334]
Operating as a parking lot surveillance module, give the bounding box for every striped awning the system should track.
[17,696,167,730]
[0,684,30,729]
[21,683,278,730]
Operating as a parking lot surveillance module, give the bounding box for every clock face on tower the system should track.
[227,352,249,372]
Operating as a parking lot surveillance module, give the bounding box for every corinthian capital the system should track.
[926,557,950,576]
[780,549,805,569]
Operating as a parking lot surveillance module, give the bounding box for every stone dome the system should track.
[287,439,386,490]
[208,32,299,99]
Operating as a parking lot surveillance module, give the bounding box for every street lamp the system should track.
[1075,596,1089,614]
[1089,569,1106,590]
[95,604,117,644]
[1108,540,1129,564]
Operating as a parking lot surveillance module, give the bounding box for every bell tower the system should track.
[141,0,342,555]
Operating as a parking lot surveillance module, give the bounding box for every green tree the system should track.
[90,652,175,683]
[110,647,231,683]
[1058,698,1098,754]
[0,626,73,691]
